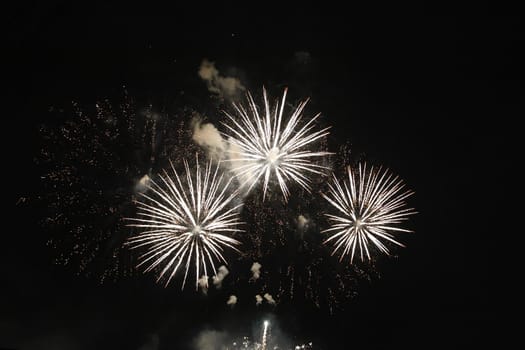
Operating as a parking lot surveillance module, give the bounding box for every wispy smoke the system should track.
[198,59,245,99]
[226,139,258,191]
[192,117,226,160]
[255,293,276,305]
[250,262,262,280]
[193,329,228,350]
[212,265,229,288]
[198,275,209,294]
[191,119,257,194]
[192,60,260,194]
[263,293,276,305]
[226,295,237,307]
[138,333,160,350]
[134,174,151,193]
[297,214,310,230]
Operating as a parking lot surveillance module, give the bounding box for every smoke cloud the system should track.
[212,265,229,288]
[225,139,258,192]
[192,59,262,195]
[198,59,245,99]
[192,117,226,160]
[255,294,263,305]
[191,119,258,195]
[250,262,262,280]
[138,333,160,350]
[226,295,237,307]
[134,174,151,193]
[193,330,228,350]
[263,293,276,305]
[198,275,209,294]
[297,214,310,230]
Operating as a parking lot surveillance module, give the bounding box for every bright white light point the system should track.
[264,320,269,326]
[267,147,280,164]
[192,225,202,234]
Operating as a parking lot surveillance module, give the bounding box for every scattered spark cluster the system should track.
[322,163,416,262]
[127,156,243,289]
[222,88,331,201]
[36,90,195,282]
[38,84,415,313]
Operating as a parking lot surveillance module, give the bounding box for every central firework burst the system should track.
[222,88,331,201]
[126,155,243,289]
[322,163,416,263]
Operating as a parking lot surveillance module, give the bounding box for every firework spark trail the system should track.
[261,320,269,350]
[222,88,332,201]
[126,155,243,289]
[322,163,416,263]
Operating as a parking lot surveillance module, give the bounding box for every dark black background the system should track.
[5,4,517,349]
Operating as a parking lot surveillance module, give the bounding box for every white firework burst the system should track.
[222,88,331,201]
[322,163,416,263]
[126,156,243,289]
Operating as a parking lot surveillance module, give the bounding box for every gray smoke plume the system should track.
[297,214,310,230]
[198,59,245,99]
[193,329,228,350]
[191,117,226,160]
[212,265,229,288]
[198,275,209,294]
[226,295,237,307]
[250,262,262,280]
[263,293,276,305]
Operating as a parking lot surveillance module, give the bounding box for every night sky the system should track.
[5,5,515,349]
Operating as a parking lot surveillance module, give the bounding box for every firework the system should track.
[322,163,416,263]
[222,88,331,201]
[261,320,269,350]
[127,155,243,289]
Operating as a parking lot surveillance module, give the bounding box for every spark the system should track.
[222,87,331,201]
[126,155,243,289]
[261,320,269,350]
[322,163,416,263]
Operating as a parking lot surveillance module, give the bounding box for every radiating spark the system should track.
[322,163,416,263]
[222,88,331,201]
[126,155,243,289]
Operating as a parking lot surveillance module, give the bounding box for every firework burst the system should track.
[127,156,243,289]
[222,88,331,201]
[322,163,416,263]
